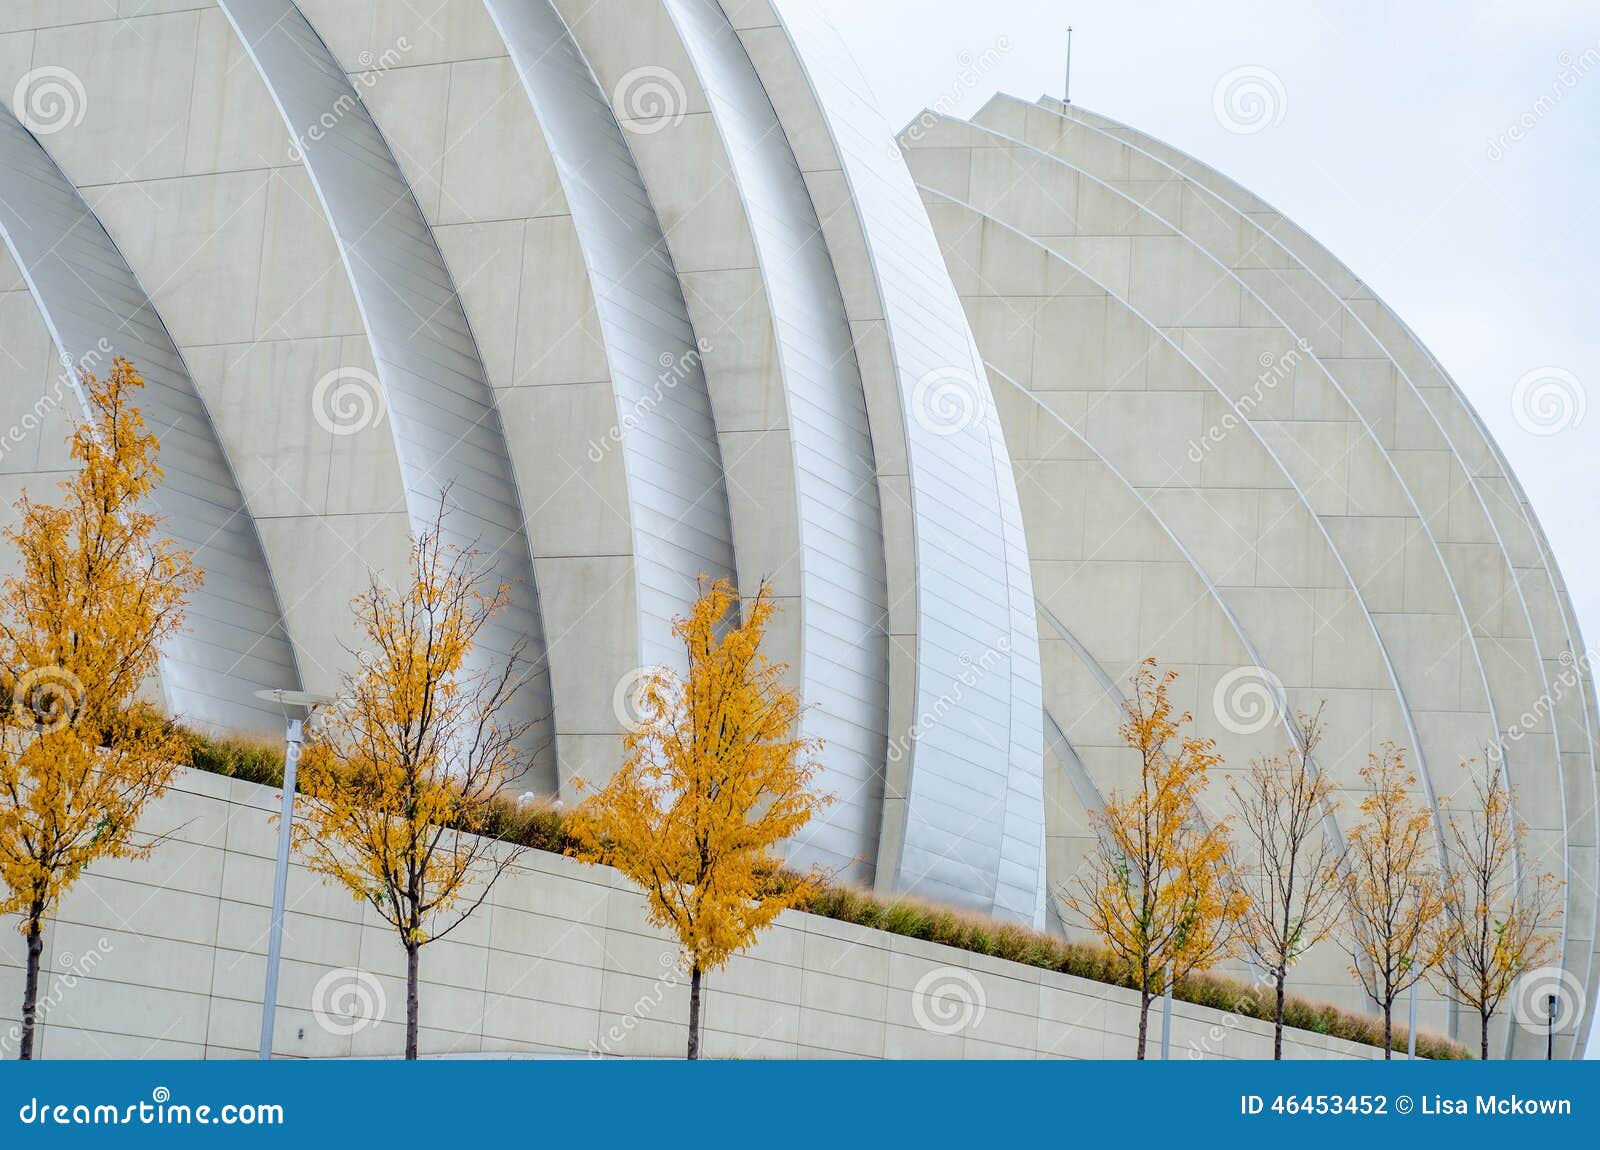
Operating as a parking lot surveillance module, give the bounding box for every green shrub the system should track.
[183,729,289,788]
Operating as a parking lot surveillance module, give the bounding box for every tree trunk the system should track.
[1273,971,1286,1061]
[19,909,43,1060]
[1382,1001,1393,1060]
[405,942,420,1061]
[1481,1012,1490,1062]
[1136,987,1151,1060]
[687,964,702,1060]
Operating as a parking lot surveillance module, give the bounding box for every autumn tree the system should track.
[569,578,831,1059]
[1063,660,1245,1059]
[0,358,199,1059]
[292,504,531,1060]
[1435,755,1561,1060]
[1338,742,1445,1058]
[1228,707,1344,1058]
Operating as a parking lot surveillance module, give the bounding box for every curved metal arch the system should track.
[479,0,737,672]
[1039,605,1126,709]
[653,0,892,882]
[768,0,1045,924]
[219,0,556,782]
[1041,708,1102,936]
[0,105,300,734]
[1043,708,1104,811]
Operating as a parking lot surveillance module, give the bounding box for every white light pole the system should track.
[254,688,335,1060]
[1160,969,1173,1059]
[1406,978,1418,1059]
[1406,880,1420,1060]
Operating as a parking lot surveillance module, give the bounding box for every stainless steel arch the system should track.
[658,0,891,882]
[1043,709,1104,814]
[480,0,736,674]
[773,0,1045,924]
[0,105,300,734]
[220,0,556,782]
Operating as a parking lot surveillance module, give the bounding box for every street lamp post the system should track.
[1407,978,1418,1059]
[1160,971,1173,1060]
[1548,993,1558,1061]
[253,689,335,1060]
[1405,882,1420,1060]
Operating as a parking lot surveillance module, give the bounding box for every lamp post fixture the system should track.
[1407,977,1418,1059]
[1548,993,1558,1061]
[1406,882,1421,1060]
[1160,970,1173,1059]
[253,688,336,1060]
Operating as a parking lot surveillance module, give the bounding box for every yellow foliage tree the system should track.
[1228,707,1344,1059]
[569,578,831,1059]
[293,504,532,1060]
[1064,659,1246,1059]
[0,358,199,1059]
[1338,742,1445,1058]
[1436,755,1561,1060]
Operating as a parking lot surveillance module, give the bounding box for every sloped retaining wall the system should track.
[0,769,1378,1060]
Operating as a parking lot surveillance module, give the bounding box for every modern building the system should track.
[0,0,1589,1057]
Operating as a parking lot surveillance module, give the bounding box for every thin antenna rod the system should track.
[1064,26,1073,105]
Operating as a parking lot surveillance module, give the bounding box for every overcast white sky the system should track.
[809,0,1600,1050]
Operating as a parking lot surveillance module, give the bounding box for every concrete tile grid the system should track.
[0,771,1378,1060]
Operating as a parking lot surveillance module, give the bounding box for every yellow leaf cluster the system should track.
[1064,660,1246,1025]
[1339,742,1446,1015]
[568,578,832,975]
[1436,755,1561,1057]
[0,358,198,924]
[292,507,529,948]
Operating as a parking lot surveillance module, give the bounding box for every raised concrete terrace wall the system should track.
[0,769,1380,1061]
